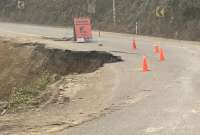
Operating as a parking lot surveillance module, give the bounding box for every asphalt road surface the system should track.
[0,22,200,135]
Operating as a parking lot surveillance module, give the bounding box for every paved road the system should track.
[0,22,200,135]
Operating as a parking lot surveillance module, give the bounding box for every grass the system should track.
[8,71,55,111]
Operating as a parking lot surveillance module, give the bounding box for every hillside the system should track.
[0,0,200,41]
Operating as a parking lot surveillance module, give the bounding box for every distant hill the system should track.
[0,0,200,41]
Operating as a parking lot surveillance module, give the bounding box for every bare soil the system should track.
[0,37,121,111]
[0,38,121,99]
[0,37,122,135]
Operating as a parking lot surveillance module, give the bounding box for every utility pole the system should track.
[113,0,116,25]
[136,22,138,35]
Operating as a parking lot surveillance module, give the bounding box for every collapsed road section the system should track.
[0,38,122,113]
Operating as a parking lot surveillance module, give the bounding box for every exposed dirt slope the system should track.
[0,38,122,112]
[0,37,122,135]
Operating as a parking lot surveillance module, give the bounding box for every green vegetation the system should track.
[8,71,54,111]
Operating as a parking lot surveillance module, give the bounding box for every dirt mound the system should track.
[0,39,122,111]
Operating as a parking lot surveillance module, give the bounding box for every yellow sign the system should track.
[156,7,165,17]
[17,0,25,9]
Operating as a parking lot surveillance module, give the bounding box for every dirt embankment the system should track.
[0,0,200,41]
[0,38,122,112]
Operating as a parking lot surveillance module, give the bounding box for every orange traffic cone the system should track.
[154,46,159,54]
[132,39,137,49]
[142,56,149,72]
[159,48,165,61]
